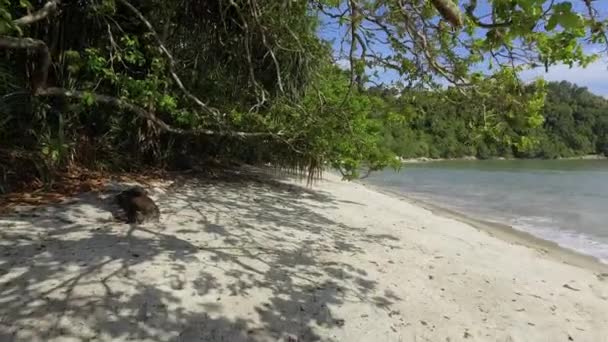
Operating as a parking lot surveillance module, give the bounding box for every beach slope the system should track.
[0,170,607,341]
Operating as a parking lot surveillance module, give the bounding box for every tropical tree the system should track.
[0,0,606,188]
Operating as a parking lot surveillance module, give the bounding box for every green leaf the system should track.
[82,92,95,107]
[557,12,582,29]
[546,15,558,31]
[18,0,31,9]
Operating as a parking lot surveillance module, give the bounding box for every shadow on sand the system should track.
[0,169,402,341]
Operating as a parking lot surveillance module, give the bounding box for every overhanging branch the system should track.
[13,0,60,26]
[2,2,279,140]
[0,36,46,49]
[465,0,512,28]
[0,36,50,92]
[116,0,222,120]
[36,87,278,138]
[430,0,463,28]
[0,1,61,92]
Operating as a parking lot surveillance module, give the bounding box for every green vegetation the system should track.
[0,0,606,191]
[373,81,608,160]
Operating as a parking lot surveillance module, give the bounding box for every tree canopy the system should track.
[0,0,606,191]
[371,80,608,160]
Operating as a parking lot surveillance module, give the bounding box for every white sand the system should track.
[1,169,607,342]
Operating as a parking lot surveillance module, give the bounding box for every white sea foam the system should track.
[401,194,608,264]
[510,216,608,264]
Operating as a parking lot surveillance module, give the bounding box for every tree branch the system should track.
[2,2,279,140]
[13,0,60,26]
[0,36,50,92]
[465,0,512,28]
[0,36,45,49]
[430,0,463,28]
[36,87,278,138]
[115,0,222,120]
[1,1,61,92]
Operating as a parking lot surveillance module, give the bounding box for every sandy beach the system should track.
[1,168,607,342]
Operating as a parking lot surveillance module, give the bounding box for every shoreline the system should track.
[2,168,608,340]
[356,179,608,273]
[399,154,607,164]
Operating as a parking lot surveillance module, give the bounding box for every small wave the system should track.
[513,216,555,225]
[510,218,608,264]
[423,203,608,264]
[370,180,608,264]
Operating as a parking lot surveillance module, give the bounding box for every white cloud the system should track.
[519,59,608,96]
[334,58,350,70]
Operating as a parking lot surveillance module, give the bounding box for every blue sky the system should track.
[318,1,608,96]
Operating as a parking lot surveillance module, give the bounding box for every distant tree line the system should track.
[372,81,608,160]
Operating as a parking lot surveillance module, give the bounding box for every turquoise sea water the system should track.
[363,159,608,263]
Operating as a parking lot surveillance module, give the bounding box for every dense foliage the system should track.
[0,0,606,191]
[374,81,608,160]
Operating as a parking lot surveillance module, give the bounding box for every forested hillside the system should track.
[374,81,608,159]
[0,0,606,192]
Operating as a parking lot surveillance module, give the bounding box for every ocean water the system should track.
[363,159,608,263]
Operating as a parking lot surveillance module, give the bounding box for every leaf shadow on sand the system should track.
[0,170,403,341]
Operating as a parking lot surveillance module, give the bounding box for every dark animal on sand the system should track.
[115,186,160,224]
